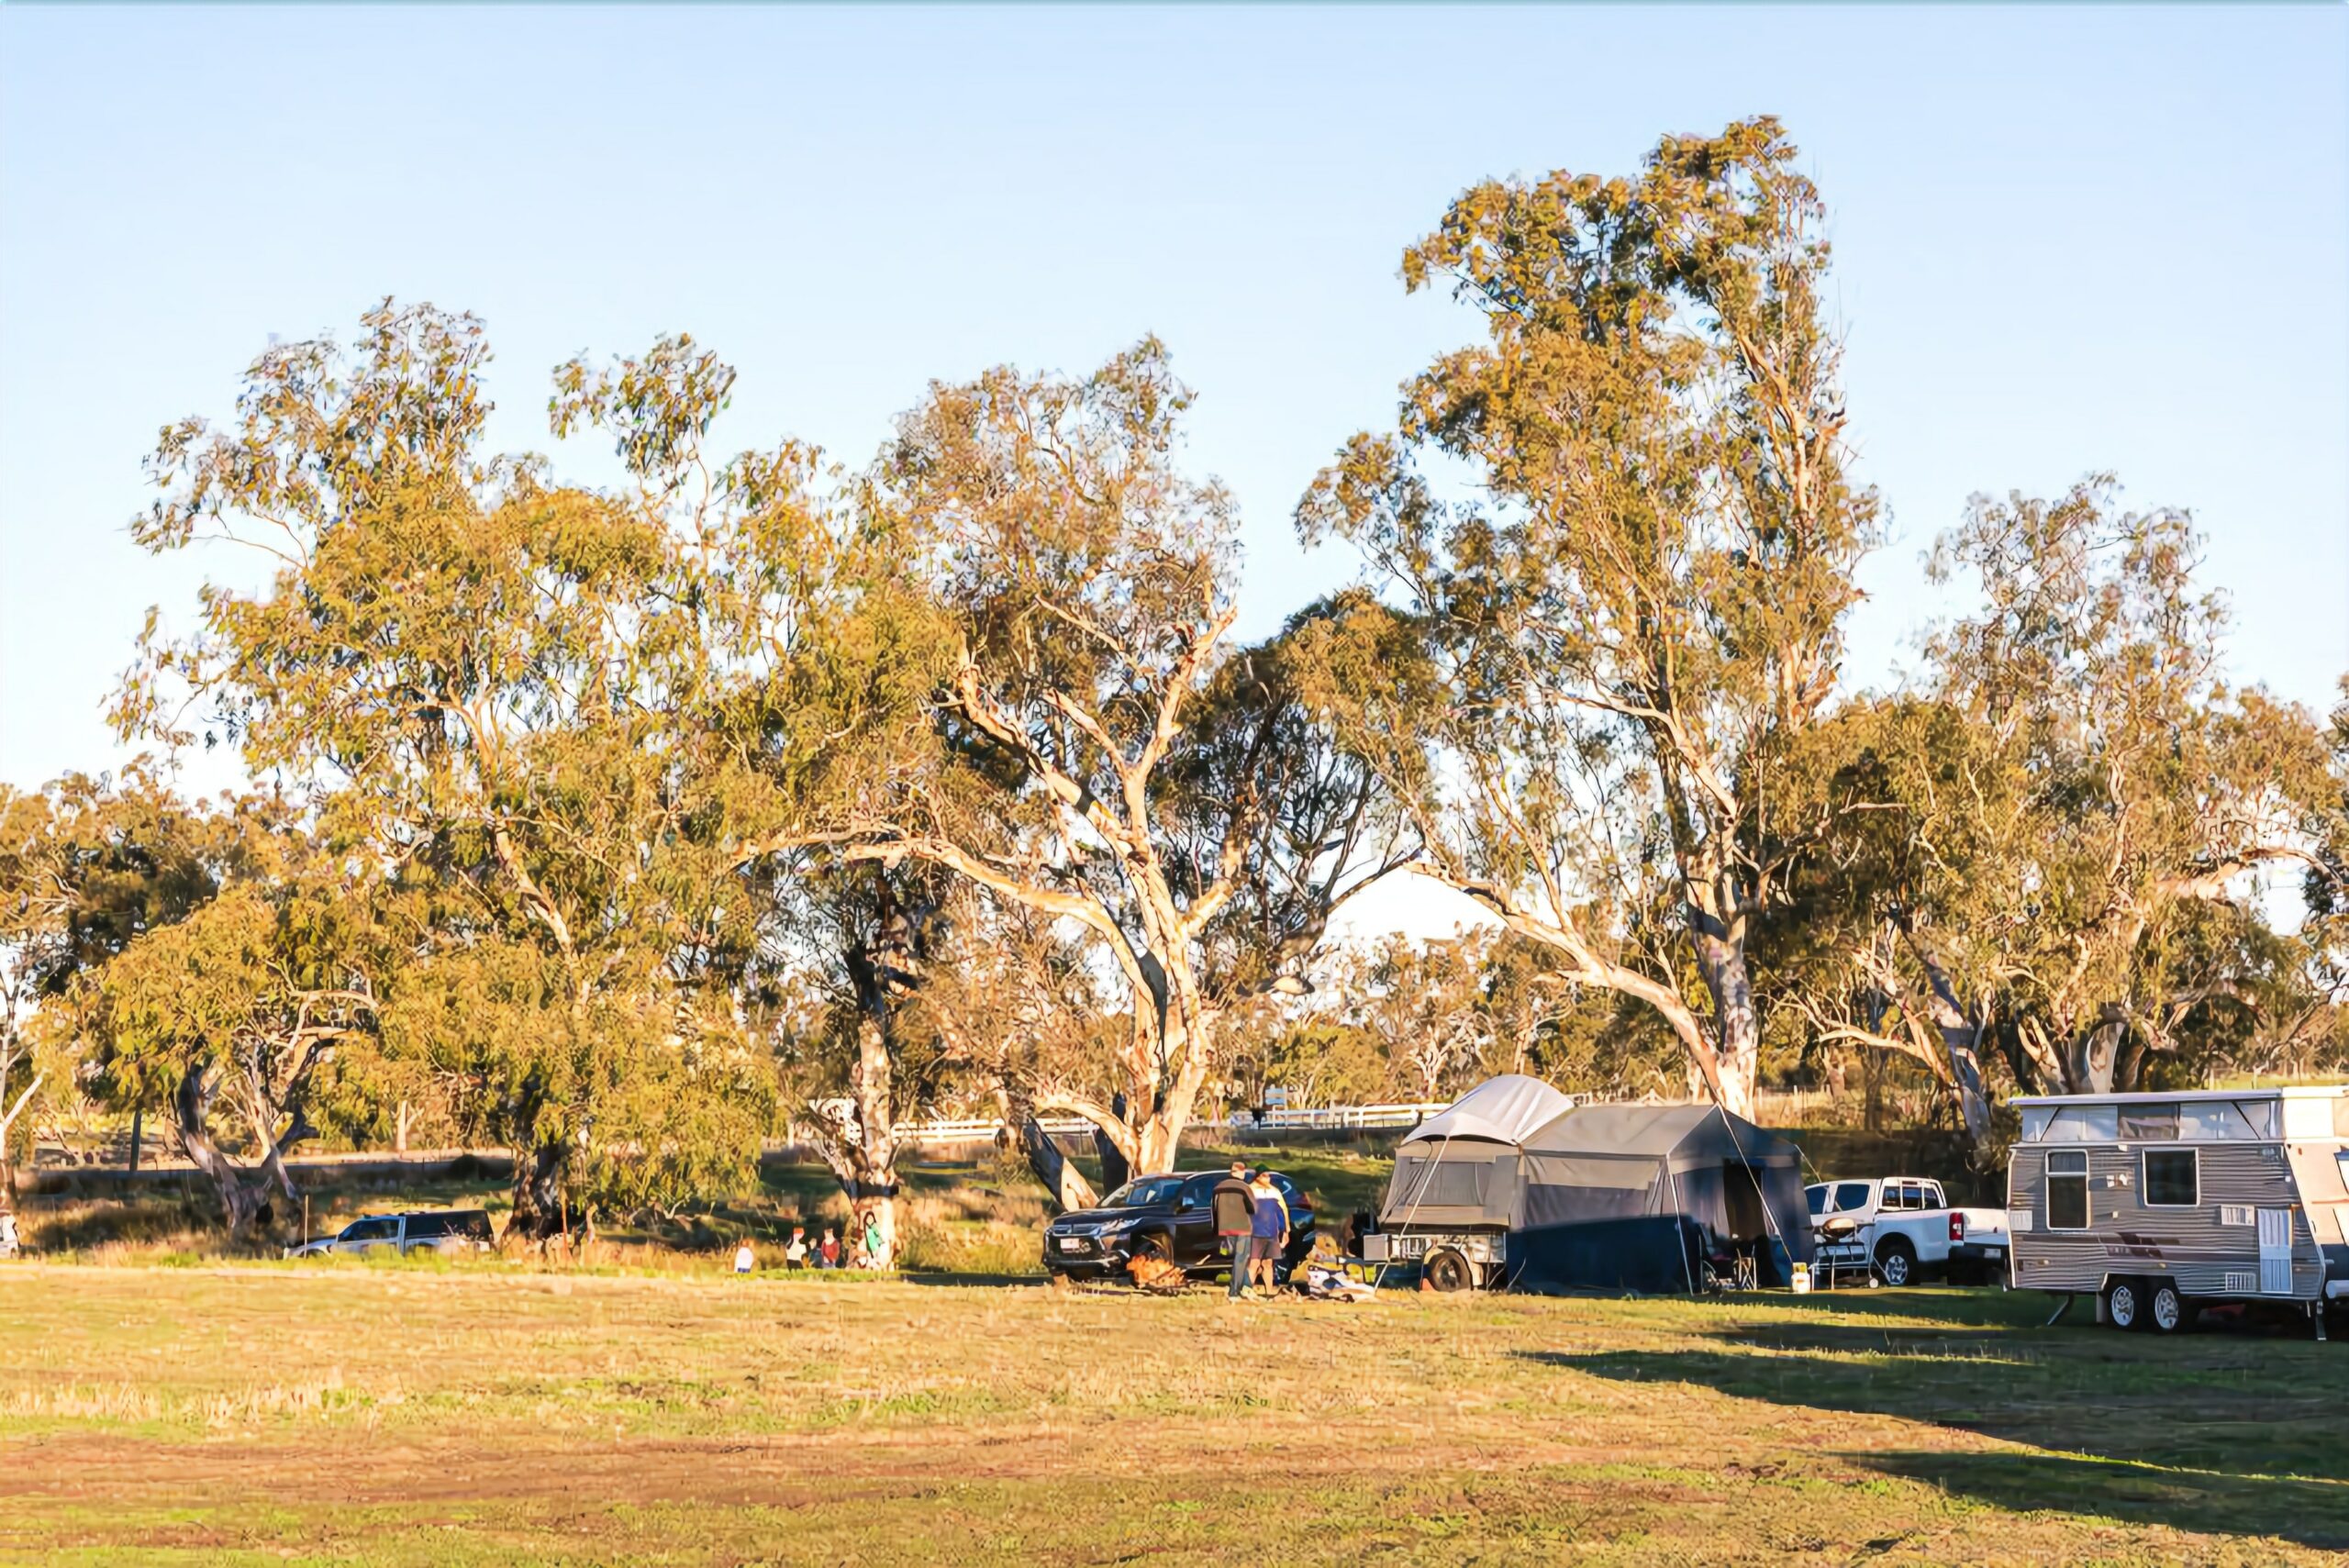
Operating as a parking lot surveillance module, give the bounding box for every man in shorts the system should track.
[1247,1169,1290,1298]
[1210,1161,1254,1301]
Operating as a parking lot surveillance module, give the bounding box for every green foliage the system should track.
[1295,117,1878,1111]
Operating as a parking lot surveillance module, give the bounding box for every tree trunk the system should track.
[1908,947,1992,1150]
[171,1070,267,1236]
[1689,927,1760,1118]
[508,1141,571,1239]
[128,1104,143,1173]
[1002,1080,1100,1215]
[1092,1091,1132,1193]
[2064,1014,2126,1095]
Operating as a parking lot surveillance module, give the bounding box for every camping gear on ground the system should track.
[2007,1085,2349,1338]
[1367,1076,1813,1294]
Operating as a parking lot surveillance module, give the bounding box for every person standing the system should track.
[818,1227,841,1269]
[1247,1170,1290,1298]
[860,1210,886,1271]
[733,1238,756,1275]
[1210,1161,1255,1302]
[784,1225,809,1269]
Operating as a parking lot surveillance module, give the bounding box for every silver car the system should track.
[286,1209,495,1259]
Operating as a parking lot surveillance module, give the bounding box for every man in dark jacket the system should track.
[1210,1161,1254,1301]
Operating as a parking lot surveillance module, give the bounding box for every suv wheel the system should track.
[1423,1247,1475,1293]
[1874,1237,1917,1288]
[2105,1277,2146,1331]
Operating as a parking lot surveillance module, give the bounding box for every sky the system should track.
[2,6,2344,938]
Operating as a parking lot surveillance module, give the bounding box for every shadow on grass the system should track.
[1852,1449,2349,1552]
[1541,1320,2349,1550]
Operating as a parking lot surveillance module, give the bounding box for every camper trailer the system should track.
[1364,1075,1812,1293]
[2006,1085,2349,1335]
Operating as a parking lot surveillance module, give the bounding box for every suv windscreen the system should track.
[1103,1177,1186,1208]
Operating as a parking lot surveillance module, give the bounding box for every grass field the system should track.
[0,1262,2342,1566]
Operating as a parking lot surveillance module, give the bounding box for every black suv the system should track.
[1041,1170,1315,1282]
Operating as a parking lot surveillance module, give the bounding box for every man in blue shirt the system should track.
[1247,1170,1290,1298]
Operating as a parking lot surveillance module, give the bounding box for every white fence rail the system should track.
[878,1102,1448,1146]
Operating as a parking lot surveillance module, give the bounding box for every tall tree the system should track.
[1297,117,1876,1115]
[1913,480,2335,1094]
[779,342,1407,1178]
[121,303,769,1234]
[1781,482,2341,1111]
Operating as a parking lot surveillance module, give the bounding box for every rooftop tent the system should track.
[1508,1103,1813,1293]
[1380,1075,1575,1231]
[1403,1074,1575,1148]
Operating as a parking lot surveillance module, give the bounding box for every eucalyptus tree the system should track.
[1907,480,2336,1095]
[79,873,383,1234]
[1773,481,2339,1121]
[787,342,1409,1180]
[1297,117,1876,1115]
[0,768,261,1217]
[121,303,772,1234]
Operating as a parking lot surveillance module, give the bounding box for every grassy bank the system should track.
[12,1122,1966,1271]
[0,1264,2339,1565]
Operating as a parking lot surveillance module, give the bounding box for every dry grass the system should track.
[0,1262,2341,1565]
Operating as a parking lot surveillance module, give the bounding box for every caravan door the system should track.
[2256,1208,2293,1295]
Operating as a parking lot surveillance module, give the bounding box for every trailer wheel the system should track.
[2105,1277,2147,1331]
[1423,1247,1475,1293]
[2147,1280,2188,1335]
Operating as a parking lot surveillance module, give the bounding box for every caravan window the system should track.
[2174,1102,2259,1140]
[2047,1151,2089,1230]
[2143,1149,2198,1207]
[2119,1106,2178,1141]
[2042,1106,2120,1143]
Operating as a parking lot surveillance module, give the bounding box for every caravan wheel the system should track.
[1423,1247,1476,1293]
[2148,1281,2189,1334]
[2105,1278,2147,1331]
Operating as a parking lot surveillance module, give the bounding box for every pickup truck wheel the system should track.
[1874,1237,1917,1288]
[2148,1281,2188,1334]
[2105,1277,2146,1331]
[1423,1247,1475,1293]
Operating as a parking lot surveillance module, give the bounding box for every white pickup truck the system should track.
[1806,1176,2010,1287]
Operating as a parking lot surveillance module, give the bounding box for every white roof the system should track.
[1400,1074,1576,1148]
[2009,1084,2347,1107]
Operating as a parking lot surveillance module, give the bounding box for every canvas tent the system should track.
[1379,1081,1813,1293]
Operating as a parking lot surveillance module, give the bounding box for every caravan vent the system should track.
[2218,1205,2254,1228]
[2223,1271,2255,1295]
[2008,1210,2033,1233]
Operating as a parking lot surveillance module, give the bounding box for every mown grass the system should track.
[0,1264,2339,1566]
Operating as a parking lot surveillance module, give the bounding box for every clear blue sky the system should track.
[4,6,2345,813]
